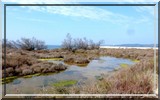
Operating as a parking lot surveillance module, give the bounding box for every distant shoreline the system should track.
[47,45,158,50]
[47,45,61,50]
[100,46,158,49]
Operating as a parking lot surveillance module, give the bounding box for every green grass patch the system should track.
[40,72,59,76]
[23,73,41,78]
[120,63,128,68]
[1,74,42,84]
[0,76,18,81]
[52,80,77,87]
[39,58,64,61]
[131,59,140,63]
[76,63,88,67]
[0,76,18,84]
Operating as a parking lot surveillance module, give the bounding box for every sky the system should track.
[3,2,158,45]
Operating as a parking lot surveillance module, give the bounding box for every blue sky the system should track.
[5,4,157,45]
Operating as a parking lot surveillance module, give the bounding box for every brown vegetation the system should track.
[64,55,90,65]
[2,48,67,77]
[62,33,104,51]
[3,37,47,50]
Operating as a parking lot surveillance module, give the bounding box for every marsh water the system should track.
[5,56,135,94]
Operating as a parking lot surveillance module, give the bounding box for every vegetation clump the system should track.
[120,63,128,68]
[23,73,41,78]
[64,55,90,65]
[52,80,77,87]
[132,59,140,63]
[1,76,18,84]
[62,33,104,51]
[3,37,47,51]
[2,49,68,78]
[39,58,64,61]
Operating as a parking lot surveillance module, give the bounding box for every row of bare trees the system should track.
[3,33,104,51]
[62,33,104,50]
[2,37,47,51]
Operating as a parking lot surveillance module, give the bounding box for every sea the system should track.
[47,45,62,50]
[47,44,158,50]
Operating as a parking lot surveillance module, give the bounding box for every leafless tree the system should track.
[88,40,104,49]
[17,38,34,50]
[62,33,104,50]
[17,37,47,50]
[62,33,74,51]
[3,37,47,50]
[96,40,104,49]
[34,40,47,50]
[73,38,88,50]
[2,39,18,49]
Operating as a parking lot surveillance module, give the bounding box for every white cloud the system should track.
[133,4,157,26]
[5,0,156,26]
[20,6,133,25]
[15,17,55,23]
[135,6,154,16]
[23,5,154,26]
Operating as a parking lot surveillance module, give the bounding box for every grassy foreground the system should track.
[36,48,158,95]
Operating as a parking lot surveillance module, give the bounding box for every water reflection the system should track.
[5,56,135,94]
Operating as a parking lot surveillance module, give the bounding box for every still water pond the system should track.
[6,56,135,94]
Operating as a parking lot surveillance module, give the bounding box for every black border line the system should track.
[3,3,158,99]
[158,1,160,99]
[4,4,6,97]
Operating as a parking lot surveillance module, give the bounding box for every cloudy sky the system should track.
[3,1,158,45]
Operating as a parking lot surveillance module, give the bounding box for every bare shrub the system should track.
[15,68,22,74]
[54,63,67,71]
[22,69,33,75]
[62,33,104,50]
[62,33,73,51]
[6,67,14,75]
[17,37,47,50]
[2,37,47,51]
[88,40,104,49]
[2,39,19,49]
[2,54,35,69]
[73,38,89,50]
